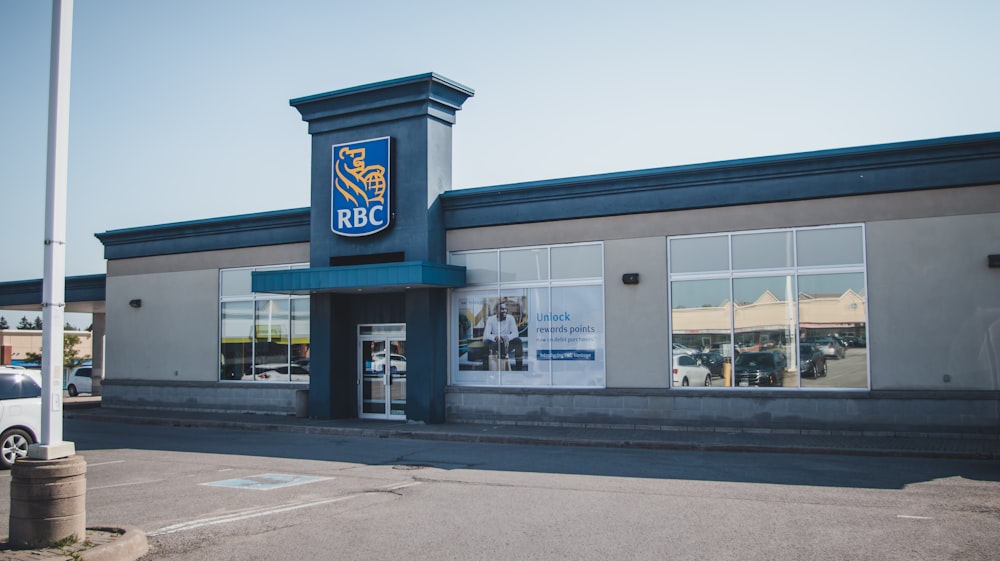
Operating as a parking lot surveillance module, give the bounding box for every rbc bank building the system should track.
[2,73,999,435]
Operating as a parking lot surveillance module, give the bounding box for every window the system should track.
[219,264,310,383]
[669,225,868,389]
[452,243,605,388]
[0,374,41,400]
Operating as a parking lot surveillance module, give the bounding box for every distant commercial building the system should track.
[0,329,93,368]
[2,74,998,433]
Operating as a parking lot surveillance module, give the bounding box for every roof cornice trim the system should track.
[95,208,310,260]
[441,132,1000,228]
[290,73,475,133]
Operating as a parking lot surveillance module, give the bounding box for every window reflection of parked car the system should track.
[672,343,696,356]
[843,336,866,348]
[692,352,725,379]
[253,363,310,379]
[0,368,42,469]
[798,344,827,378]
[372,352,407,375]
[806,337,847,359]
[734,352,786,387]
[672,355,712,387]
[709,343,740,358]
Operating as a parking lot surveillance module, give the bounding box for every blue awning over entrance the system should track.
[251,261,466,294]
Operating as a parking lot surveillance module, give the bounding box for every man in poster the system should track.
[483,302,523,370]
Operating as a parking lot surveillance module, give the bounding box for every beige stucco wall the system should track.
[104,243,309,383]
[867,212,1000,391]
[107,243,309,276]
[105,270,220,382]
[603,238,668,388]
[447,185,999,251]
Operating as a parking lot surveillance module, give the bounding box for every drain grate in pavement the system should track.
[203,473,331,491]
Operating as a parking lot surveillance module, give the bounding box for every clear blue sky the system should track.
[2,0,999,327]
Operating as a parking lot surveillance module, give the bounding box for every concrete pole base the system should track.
[8,454,87,549]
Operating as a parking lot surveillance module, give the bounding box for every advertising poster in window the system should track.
[455,291,530,382]
[454,285,604,387]
[544,285,605,387]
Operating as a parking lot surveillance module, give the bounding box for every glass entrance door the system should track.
[358,324,406,419]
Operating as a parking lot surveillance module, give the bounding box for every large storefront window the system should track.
[669,226,868,389]
[219,264,310,382]
[452,243,605,388]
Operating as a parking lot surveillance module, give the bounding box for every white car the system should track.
[65,366,93,396]
[672,354,712,387]
[0,368,42,468]
[372,352,407,375]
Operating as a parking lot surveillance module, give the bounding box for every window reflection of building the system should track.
[669,226,868,389]
[673,289,866,342]
[219,264,310,383]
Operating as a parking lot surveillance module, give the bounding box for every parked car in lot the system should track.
[798,343,827,378]
[65,366,93,396]
[672,354,712,387]
[805,337,847,359]
[0,368,42,469]
[692,351,725,379]
[733,352,786,387]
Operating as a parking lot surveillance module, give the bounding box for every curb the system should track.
[0,527,147,561]
[385,427,1000,460]
[66,409,1000,460]
[80,526,148,561]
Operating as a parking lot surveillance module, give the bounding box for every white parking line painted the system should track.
[897,515,934,520]
[90,479,166,490]
[383,481,422,492]
[149,494,365,536]
[87,460,127,467]
[148,481,422,537]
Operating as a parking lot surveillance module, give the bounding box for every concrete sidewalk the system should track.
[64,400,1000,461]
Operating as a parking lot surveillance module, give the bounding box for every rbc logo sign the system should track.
[331,137,391,237]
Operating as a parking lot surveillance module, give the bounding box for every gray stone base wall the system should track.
[101,379,304,415]
[445,387,1000,435]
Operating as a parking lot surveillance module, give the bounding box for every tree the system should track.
[63,333,90,368]
[23,333,91,369]
[0,317,8,330]
[32,316,43,330]
[17,316,33,330]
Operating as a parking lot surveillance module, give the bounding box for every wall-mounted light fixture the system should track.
[988,254,1000,268]
[128,299,142,309]
[622,273,640,285]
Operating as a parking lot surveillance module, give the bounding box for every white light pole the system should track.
[31,0,75,460]
[9,2,87,549]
